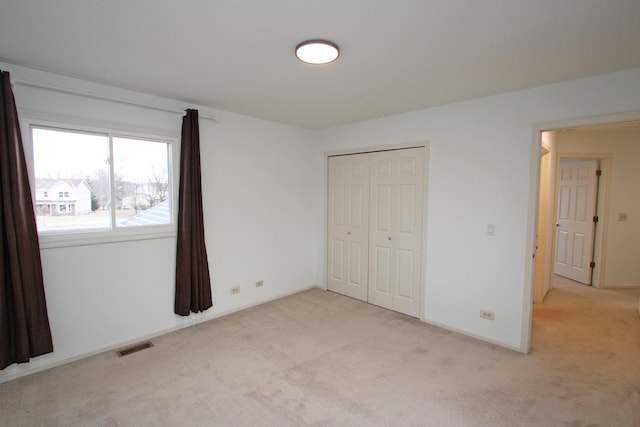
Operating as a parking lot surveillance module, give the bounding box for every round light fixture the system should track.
[295,40,339,64]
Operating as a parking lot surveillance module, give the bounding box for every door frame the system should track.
[522,111,640,353]
[323,141,430,321]
[533,146,551,303]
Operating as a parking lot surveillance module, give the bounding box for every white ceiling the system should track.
[1,0,640,129]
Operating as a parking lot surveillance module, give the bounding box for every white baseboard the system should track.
[422,317,525,354]
[0,284,319,384]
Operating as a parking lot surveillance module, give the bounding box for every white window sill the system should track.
[38,226,177,249]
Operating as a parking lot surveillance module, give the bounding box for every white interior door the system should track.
[327,153,370,301]
[368,148,425,317]
[554,159,598,285]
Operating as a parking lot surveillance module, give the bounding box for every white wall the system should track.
[314,67,640,352]
[3,61,640,381]
[556,127,640,286]
[0,63,317,382]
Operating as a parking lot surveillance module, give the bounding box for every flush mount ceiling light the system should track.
[295,40,339,64]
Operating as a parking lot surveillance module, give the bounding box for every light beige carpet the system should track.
[1,278,639,426]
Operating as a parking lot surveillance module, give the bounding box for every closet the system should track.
[327,147,425,317]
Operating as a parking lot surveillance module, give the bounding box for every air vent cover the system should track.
[116,341,154,357]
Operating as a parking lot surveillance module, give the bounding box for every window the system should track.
[29,123,176,246]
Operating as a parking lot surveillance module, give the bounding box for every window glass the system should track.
[31,126,172,235]
[32,127,110,231]
[113,137,171,227]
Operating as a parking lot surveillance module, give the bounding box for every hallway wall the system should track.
[556,125,640,286]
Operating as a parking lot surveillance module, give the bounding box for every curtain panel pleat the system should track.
[0,70,53,369]
[175,109,212,315]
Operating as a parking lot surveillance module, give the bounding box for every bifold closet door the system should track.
[368,148,425,317]
[327,153,370,301]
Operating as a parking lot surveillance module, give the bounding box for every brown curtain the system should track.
[175,109,212,315]
[0,70,53,369]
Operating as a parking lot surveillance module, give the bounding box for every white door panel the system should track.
[369,148,424,317]
[330,239,345,281]
[397,249,415,299]
[327,154,370,301]
[374,246,391,295]
[554,159,598,285]
[348,241,365,285]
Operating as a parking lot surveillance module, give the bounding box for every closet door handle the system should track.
[388,236,392,241]
[347,231,351,235]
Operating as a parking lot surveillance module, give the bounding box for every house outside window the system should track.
[36,178,91,218]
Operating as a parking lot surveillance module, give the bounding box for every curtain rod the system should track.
[11,79,220,123]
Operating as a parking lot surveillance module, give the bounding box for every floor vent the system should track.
[116,341,154,357]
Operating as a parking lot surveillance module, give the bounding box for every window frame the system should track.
[22,114,179,249]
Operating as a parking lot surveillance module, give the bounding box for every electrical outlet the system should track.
[618,213,628,222]
[480,310,495,321]
[255,280,264,288]
[230,286,240,295]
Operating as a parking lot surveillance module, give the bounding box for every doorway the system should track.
[531,116,640,304]
[527,116,640,356]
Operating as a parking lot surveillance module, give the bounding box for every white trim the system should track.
[419,146,430,322]
[520,126,543,354]
[326,141,427,157]
[39,228,176,250]
[20,109,179,141]
[423,318,524,353]
[322,154,329,292]
[535,112,640,132]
